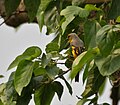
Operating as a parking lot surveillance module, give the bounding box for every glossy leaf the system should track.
[46,65,59,79]
[34,67,46,76]
[85,4,101,11]
[45,7,59,34]
[38,0,60,34]
[0,100,3,105]
[37,11,44,31]
[39,0,52,11]
[108,0,120,19]
[82,60,96,84]
[96,26,115,56]
[95,48,120,76]
[88,96,98,105]
[60,6,89,34]
[47,51,64,60]
[45,42,59,53]
[116,16,120,23]
[32,76,43,88]
[36,0,52,31]
[82,66,105,98]
[99,79,106,96]
[52,81,63,100]
[16,84,33,105]
[5,81,15,104]
[0,72,16,105]
[77,98,90,105]
[65,58,74,69]
[14,60,34,95]
[41,53,51,68]
[34,83,55,105]
[83,61,95,84]
[96,25,113,37]
[83,64,89,84]
[70,47,99,81]
[72,0,84,6]
[0,83,7,105]
[5,0,21,16]
[8,46,41,70]
[84,20,101,49]
[24,0,40,22]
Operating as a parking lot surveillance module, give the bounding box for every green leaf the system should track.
[96,25,113,35]
[84,20,101,49]
[46,65,60,79]
[14,60,34,95]
[38,0,52,11]
[32,76,43,88]
[77,98,90,105]
[60,76,73,95]
[116,16,120,23]
[108,0,120,19]
[72,0,84,6]
[96,26,115,56]
[45,7,59,34]
[60,6,89,34]
[0,100,3,105]
[99,79,106,96]
[52,81,63,100]
[82,66,105,98]
[88,97,98,105]
[36,0,52,31]
[0,75,4,78]
[38,0,61,34]
[65,57,74,69]
[37,11,44,31]
[83,64,89,84]
[70,47,99,81]
[5,81,15,105]
[16,84,33,105]
[85,4,101,11]
[24,0,41,22]
[34,84,55,105]
[8,46,42,70]
[95,48,120,76]
[83,61,95,84]
[41,53,51,68]
[45,42,59,53]
[5,0,21,16]
[34,67,46,76]
[0,73,17,105]
[48,51,64,60]
[0,83,7,105]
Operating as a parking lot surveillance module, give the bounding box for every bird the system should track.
[68,33,84,82]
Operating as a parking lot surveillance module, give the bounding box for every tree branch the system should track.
[54,69,70,80]
[0,0,111,27]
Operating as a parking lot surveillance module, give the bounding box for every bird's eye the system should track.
[68,35,70,38]
[68,35,71,39]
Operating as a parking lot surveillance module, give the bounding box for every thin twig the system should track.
[0,15,11,26]
[76,95,82,99]
[54,69,70,80]
[57,63,65,64]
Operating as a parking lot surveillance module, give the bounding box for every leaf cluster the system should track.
[1,0,120,105]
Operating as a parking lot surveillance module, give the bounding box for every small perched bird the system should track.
[68,33,84,82]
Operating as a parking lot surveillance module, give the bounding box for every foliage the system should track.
[1,0,120,105]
